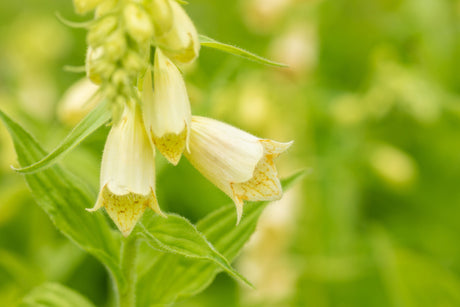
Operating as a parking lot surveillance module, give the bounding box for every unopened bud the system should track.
[147,0,173,36]
[110,96,126,124]
[154,1,200,64]
[95,0,118,17]
[122,50,145,73]
[112,70,129,88]
[86,47,116,85]
[86,47,103,85]
[88,15,118,47]
[102,83,117,100]
[73,0,104,14]
[104,30,127,61]
[123,3,154,43]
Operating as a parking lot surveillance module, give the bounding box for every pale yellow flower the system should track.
[88,104,164,236]
[185,116,292,223]
[142,48,191,165]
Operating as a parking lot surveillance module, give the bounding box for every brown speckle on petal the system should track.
[230,154,283,224]
[231,155,283,203]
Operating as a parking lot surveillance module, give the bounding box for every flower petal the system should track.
[101,105,155,195]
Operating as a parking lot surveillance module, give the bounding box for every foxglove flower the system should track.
[152,0,200,64]
[142,48,191,165]
[88,104,163,236]
[185,116,292,224]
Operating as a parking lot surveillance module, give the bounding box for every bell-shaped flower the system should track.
[184,116,293,224]
[152,0,200,64]
[142,48,191,165]
[88,103,164,236]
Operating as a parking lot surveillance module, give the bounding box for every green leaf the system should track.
[20,283,96,307]
[199,34,288,68]
[0,110,124,289]
[13,99,110,174]
[140,213,252,287]
[137,170,306,305]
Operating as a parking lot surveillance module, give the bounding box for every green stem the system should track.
[119,235,139,307]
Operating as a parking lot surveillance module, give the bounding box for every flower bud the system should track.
[86,47,116,85]
[112,69,129,87]
[154,1,200,64]
[147,0,174,36]
[122,49,146,73]
[73,0,104,14]
[88,104,164,236]
[86,47,103,85]
[142,49,191,165]
[123,3,154,43]
[95,0,117,17]
[104,29,127,61]
[87,15,118,47]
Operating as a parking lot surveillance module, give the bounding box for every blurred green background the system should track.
[2,0,460,306]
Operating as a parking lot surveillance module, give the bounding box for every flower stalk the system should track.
[119,235,140,307]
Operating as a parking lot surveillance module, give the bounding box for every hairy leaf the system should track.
[20,283,95,307]
[137,170,306,305]
[199,34,288,68]
[0,110,124,289]
[13,99,110,174]
[140,213,252,287]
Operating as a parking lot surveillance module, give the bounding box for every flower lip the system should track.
[90,185,163,237]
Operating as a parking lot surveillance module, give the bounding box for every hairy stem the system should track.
[119,235,140,307]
